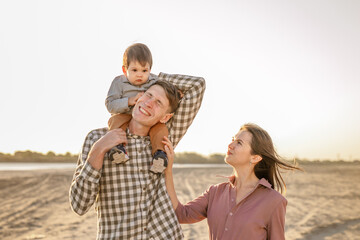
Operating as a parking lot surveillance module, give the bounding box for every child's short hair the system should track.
[123,43,153,69]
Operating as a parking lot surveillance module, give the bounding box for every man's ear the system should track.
[122,66,127,76]
[159,113,174,124]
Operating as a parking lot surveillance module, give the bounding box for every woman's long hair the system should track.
[241,123,301,194]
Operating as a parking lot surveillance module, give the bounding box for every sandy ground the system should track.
[0,163,360,240]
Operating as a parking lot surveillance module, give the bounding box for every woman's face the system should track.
[225,130,254,167]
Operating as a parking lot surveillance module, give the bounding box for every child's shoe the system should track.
[108,144,129,164]
[150,150,168,174]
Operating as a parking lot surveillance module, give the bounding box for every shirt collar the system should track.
[149,73,157,81]
[126,128,150,140]
[105,124,151,140]
[227,176,272,189]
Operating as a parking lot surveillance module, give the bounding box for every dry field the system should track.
[0,162,359,240]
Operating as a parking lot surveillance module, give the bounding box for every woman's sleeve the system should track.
[174,185,213,224]
[268,197,287,240]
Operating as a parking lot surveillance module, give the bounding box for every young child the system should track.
[105,43,169,174]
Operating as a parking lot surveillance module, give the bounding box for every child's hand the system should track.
[128,92,144,106]
[162,136,175,170]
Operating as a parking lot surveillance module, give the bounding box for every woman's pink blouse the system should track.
[175,178,287,240]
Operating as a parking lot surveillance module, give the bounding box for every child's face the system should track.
[123,61,151,86]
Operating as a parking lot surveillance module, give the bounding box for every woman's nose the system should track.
[228,142,235,149]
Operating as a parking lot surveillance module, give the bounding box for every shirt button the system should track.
[225,228,228,231]
[144,227,147,231]
[231,199,234,202]
[143,187,146,191]
[229,212,233,216]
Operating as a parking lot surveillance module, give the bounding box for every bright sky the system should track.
[1,0,359,161]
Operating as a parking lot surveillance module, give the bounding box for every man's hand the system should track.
[128,92,144,106]
[87,129,127,170]
[98,128,128,151]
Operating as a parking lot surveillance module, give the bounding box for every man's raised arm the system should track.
[158,73,206,148]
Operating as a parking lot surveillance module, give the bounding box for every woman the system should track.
[163,123,300,240]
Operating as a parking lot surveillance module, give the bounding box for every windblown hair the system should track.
[151,80,181,113]
[240,123,301,194]
[123,43,153,69]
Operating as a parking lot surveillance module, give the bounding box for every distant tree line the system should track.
[0,151,78,163]
[0,150,227,164]
[0,151,358,164]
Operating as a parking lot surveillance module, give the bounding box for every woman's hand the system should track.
[162,136,175,171]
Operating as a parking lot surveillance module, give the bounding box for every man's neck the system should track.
[128,119,151,136]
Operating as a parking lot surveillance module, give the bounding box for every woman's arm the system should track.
[163,136,180,209]
[163,136,209,224]
[268,198,287,240]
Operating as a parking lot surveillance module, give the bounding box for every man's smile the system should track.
[139,106,150,116]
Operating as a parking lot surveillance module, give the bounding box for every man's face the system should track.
[123,61,151,86]
[132,85,173,128]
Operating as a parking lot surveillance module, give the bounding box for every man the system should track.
[69,73,205,239]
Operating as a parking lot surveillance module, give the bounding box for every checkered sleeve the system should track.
[158,72,206,148]
[69,128,106,216]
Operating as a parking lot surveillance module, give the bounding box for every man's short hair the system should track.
[123,43,153,69]
[152,80,181,113]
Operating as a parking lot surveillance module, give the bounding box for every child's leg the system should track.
[149,123,169,174]
[108,113,132,131]
[149,122,169,156]
[107,114,132,164]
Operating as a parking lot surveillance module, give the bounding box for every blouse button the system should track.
[229,212,233,216]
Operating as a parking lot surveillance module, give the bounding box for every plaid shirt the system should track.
[69,73,206,240]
